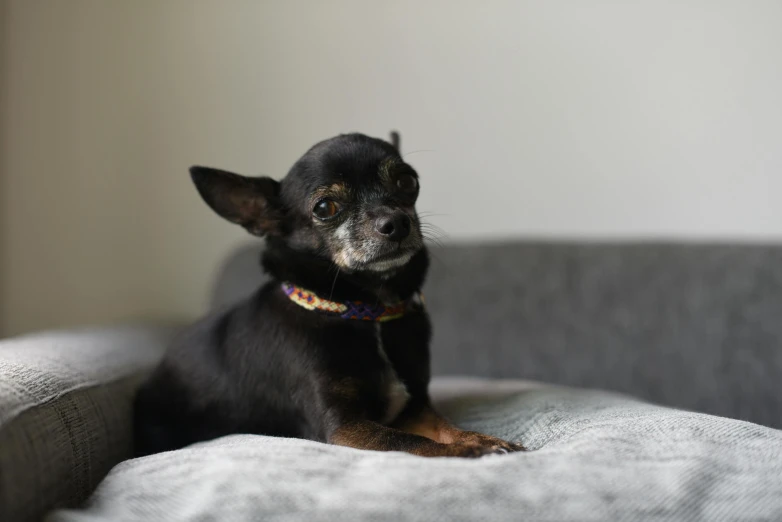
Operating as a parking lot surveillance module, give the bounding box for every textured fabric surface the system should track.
[210,242,782,428]
[49,377,782,522]
[0,325,178,522]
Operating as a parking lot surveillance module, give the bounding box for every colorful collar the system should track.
[281,282,421,322]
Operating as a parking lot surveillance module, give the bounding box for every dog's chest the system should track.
[374,323,410,425]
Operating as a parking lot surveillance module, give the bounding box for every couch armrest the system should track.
[0,324,180,522]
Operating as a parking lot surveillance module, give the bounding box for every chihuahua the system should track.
[134,132,524,458]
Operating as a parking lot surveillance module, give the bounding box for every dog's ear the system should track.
[389,130,401,152]
[190,166,282,237]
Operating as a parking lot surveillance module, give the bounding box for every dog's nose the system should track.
[375,212,411,241]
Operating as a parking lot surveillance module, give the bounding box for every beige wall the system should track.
[2,1,782,337]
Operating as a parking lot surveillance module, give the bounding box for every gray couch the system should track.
[1,240,781,521]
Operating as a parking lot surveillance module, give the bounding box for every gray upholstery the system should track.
[2,240,780,521]
[49,377,782,522]
[0,325,177,522]
[211,241,782,429]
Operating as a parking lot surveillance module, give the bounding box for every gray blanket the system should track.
[49,378,782,522]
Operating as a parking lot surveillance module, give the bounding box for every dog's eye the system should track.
[396,174,418,192]
[313,199,341,219]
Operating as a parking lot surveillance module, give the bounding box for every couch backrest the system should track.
[211,241,782,428]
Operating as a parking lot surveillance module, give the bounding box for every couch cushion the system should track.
[48,377,782,522]
[209,242,782,429]
[0,325,177,522]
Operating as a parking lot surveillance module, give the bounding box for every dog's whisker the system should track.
[422,235,447,245]
[420,227,448,240]
[420,223,446,232]
[422,232,447,248]
[328,266,341,301]
[420,227,448,241]
[401,149,435,158]
[419,219,447,230]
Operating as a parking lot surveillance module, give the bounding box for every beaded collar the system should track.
[281,282,422,322]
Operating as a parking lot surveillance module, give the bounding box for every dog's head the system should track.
[191,133,424,274]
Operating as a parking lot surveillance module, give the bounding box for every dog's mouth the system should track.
[362,245,419,272]
[330,215,424,273]
[332,240,420,273]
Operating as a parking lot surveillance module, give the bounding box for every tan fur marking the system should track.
[329,378,361,402]
[377,157,398,183]
[392,407,456,443]
[392,404,525,451]
[311,182,353,205]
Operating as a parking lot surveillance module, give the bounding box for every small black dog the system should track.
[134,132,524,458]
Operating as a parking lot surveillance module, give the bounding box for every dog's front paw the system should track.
[445,438,525,458]
[459,432,526,454]
[446,442,502,458]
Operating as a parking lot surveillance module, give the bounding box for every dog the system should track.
[134,132,524,458]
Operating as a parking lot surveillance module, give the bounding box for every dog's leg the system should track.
[391,401,525,453]
[328,420,506,458]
